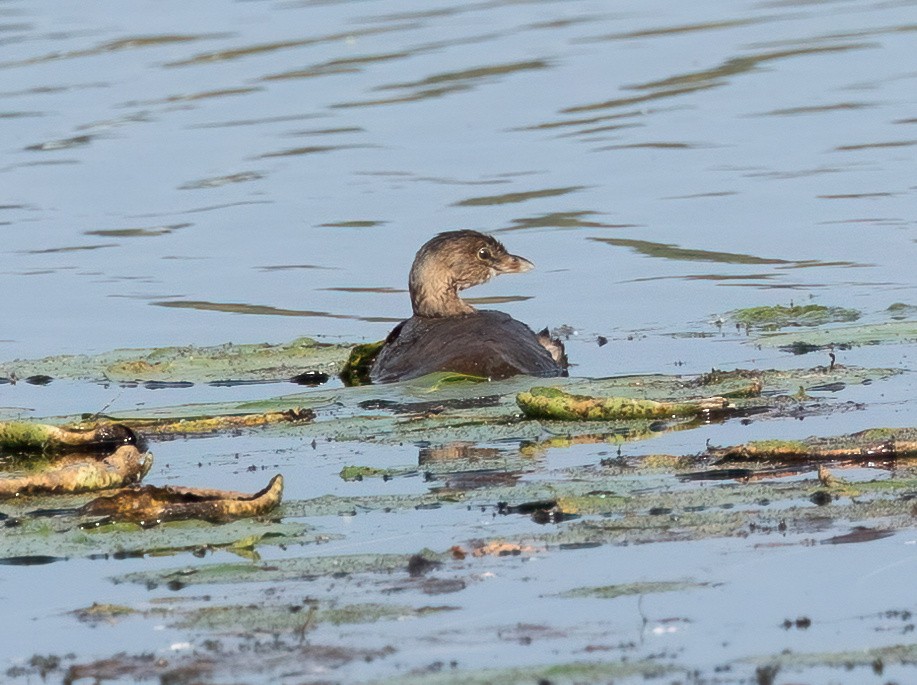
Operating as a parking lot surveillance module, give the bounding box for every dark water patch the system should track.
[321,286,404,294]
[555,121,643,139]
[24,134,96,151]
[518,108,647,132]
[819,217,908,227]
[143,381,195,390]
[776,260,870,269]
[120,86,261,107]
[261,50,412,81]
[165,22,421,67]
[0,110,42,119]
[756,101,876,116]
[454,186,584,207]
[23,243,118,254]
[257,263,337,272]
[1,159,80,173]
[286,126,364,136]
[0,555,64,566]
[333,59,551,108]
[84,223,191,238]
[412,175,512,186]
[592,237,790,265]
[628,273,776,283]
[0,33,224,69]
[745,165,843,180]
[258,143,369,158]
[376,59,550,91]
[151,299,400,323]
[188,112,326,129]
[749,21,917,47]
[178,171,263,190]
[663,190,737,200]
[817,192,895,199]
[563,82,716,114]
[0,82,107,99]
[465,295,532,305]
[356,2,491,23]
[567,43,874,114]
[579,17,759,42]
[597,141,711,150]
[496,210,637,232]
[821,527,895,545]
[318,220,386,227]
[834,139,917,151]
[332,83,473,108]
[630,43,873,93]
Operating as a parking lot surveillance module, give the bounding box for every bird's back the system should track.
[370,310,564,383]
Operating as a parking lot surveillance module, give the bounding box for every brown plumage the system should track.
[370,230,566,383]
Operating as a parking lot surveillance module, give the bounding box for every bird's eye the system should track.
[477,247,492,261]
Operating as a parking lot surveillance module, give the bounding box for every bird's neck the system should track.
[409,262,476,318]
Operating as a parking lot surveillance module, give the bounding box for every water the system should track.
[1,0,915,682]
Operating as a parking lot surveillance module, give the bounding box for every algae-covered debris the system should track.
[0,421,137,455]
[516,386,730,421]
[730,304,860,329]
[707,427,917,462]
[339,340,384,386]
[86,408,313,439]
[79,474,283,525]
[0,445,152,498]
[340,465,394,481]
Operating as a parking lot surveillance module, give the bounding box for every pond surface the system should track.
[1,0,916,683]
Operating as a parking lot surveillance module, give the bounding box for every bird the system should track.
[369,230,566,383]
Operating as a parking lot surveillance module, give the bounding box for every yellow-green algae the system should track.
[709,428,917,461]
[340,465,393,481]
[516,386,729,421]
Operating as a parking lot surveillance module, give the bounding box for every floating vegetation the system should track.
[516,386,730,421]
[707,427,917,462]
[730,304,861,329]
[80,474,283,525]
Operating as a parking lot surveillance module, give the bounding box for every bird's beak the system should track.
[495,252,534,274]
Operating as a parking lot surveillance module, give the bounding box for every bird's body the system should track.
[369,230,566,383]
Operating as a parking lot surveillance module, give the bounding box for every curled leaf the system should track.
[0,445,152,498]
[0,421,137,454]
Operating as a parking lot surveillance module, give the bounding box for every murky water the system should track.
[1,0,916,682]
